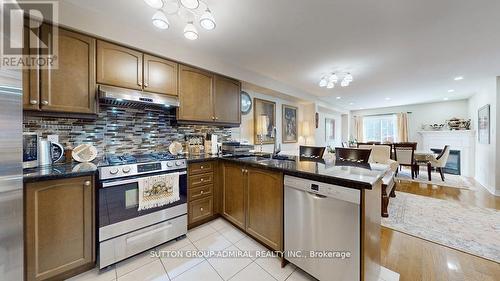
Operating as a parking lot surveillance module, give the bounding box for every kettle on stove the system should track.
[39,139,64,166]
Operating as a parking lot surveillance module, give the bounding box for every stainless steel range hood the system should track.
[98,85,179,109]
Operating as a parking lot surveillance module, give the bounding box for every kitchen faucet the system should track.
[271,126,281,158]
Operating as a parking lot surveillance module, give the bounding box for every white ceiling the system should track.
[59,0,500,110]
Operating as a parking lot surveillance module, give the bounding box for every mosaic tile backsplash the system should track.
[23,106,233,157]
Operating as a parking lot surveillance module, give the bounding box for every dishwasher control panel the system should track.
[284,175,360,204]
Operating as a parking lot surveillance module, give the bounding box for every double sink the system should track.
[236,155,295,166]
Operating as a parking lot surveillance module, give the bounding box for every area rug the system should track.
[395,168,476,190]
[382,192,500,263]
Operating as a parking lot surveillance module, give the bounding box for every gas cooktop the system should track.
[103,152,182,166]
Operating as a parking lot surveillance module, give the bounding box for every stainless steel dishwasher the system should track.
[284,175,361,281]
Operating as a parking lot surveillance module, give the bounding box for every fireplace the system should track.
[430,148,461,175]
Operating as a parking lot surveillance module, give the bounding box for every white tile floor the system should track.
[68,218,399,281]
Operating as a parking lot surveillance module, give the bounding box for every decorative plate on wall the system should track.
[241,91,252,114]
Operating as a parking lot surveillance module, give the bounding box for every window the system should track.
[363,114,398,143]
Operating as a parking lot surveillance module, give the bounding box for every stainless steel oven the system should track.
[98,158,188,268]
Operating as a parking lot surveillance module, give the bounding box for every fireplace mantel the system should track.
[418,130,475,177]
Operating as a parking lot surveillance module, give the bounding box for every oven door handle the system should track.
[101,171,187,187]
[126,223,173,244]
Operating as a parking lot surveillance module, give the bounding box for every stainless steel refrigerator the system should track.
[0,69,23,280]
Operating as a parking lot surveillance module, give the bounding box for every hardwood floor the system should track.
[380,178,500,281]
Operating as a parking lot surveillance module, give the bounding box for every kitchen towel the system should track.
[138,172,180,211]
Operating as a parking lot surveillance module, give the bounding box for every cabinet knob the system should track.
[200,166,204,169]
[211,116,215,120]
[215,117,218,120]
[144,82,149,87]
[200,207,204,212]
[200,178,204,182]
[84,181,91,187]
[41,100,48,105]
[138,82,142,86]
[30,100,38,105]
[200,190,204,194]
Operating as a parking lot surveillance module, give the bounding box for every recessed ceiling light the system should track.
[447,89,455,93]
[454,76,464,81]
[336,96,341,100]
[359,107,364,110]
[349,102,354,105]
[443,97,449,101]
[385,97,391,101]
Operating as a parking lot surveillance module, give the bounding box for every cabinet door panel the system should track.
[40,26,96,113]
[96,40,142,90]
[222,163,246,229]
[25,176,95,281]
[23,25,40,110]
[143,54,177,96]
[214,75,241,124]
[246,168,283,251]
[178,65,214,122]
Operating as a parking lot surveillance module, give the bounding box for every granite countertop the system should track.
[220,155,387,190]
[23,154,387,189]
[23,161,99,183]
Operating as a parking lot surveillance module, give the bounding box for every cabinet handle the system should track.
[84,180,91,187]
[30,100,38,105]
[41,100,48,105]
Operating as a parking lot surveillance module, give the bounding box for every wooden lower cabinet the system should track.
[188,161,216,227]
[246,167,283,250]
[25,176,95,281]
[221,163,246,229]
[222,162,284,251]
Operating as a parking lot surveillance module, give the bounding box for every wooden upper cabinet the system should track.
[213,75,241,124]
[246,168,283,251]
[222,163,246,229]
[178,65,214,122]
[40,26,96,114]
[143,54,178,96]
[96,40,143,90]
[25,176,95,281]
[23,25,40,110]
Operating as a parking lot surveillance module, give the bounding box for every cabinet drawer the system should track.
[189,197,213,224]
[189,184,213,201]
[189,173,214,188]
[189,162,214,175]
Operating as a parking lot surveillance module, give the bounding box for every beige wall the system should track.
[231,89,307,155]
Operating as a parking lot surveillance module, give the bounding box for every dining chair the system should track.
[299,145,326,159]
[358,144,398,173]
[393,142,418,179]
[416,145,451,181]
[335,147,371,164]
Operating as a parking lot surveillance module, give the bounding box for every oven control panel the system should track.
[138,162,162,173]
[99,159,187,180]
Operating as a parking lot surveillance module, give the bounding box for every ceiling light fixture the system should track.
[180,0,199,9]
[454,76,464,81]
[385,97,391,101]
[143,0,216,40]
[152,10,170,29]
[318,72,354,89]
[200,9,216,30]
[336,96,341,100]
[183,22,199,40]
[443,97,449,101]
[144,0,164,9]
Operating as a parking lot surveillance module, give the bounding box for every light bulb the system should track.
[200,10,216,30]
[344,73,353,82]
[329,73,338,83]
[180,0,199,9]
[319,77,328,87]
[144,0,163,9]
[326,81,335,89]
[184,22,199,40]
[152,10,169,29]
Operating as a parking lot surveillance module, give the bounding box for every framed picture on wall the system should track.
[282,104,298,143]
[478,104,490,144]
[325,118,335,142]
[254,98,276,144]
